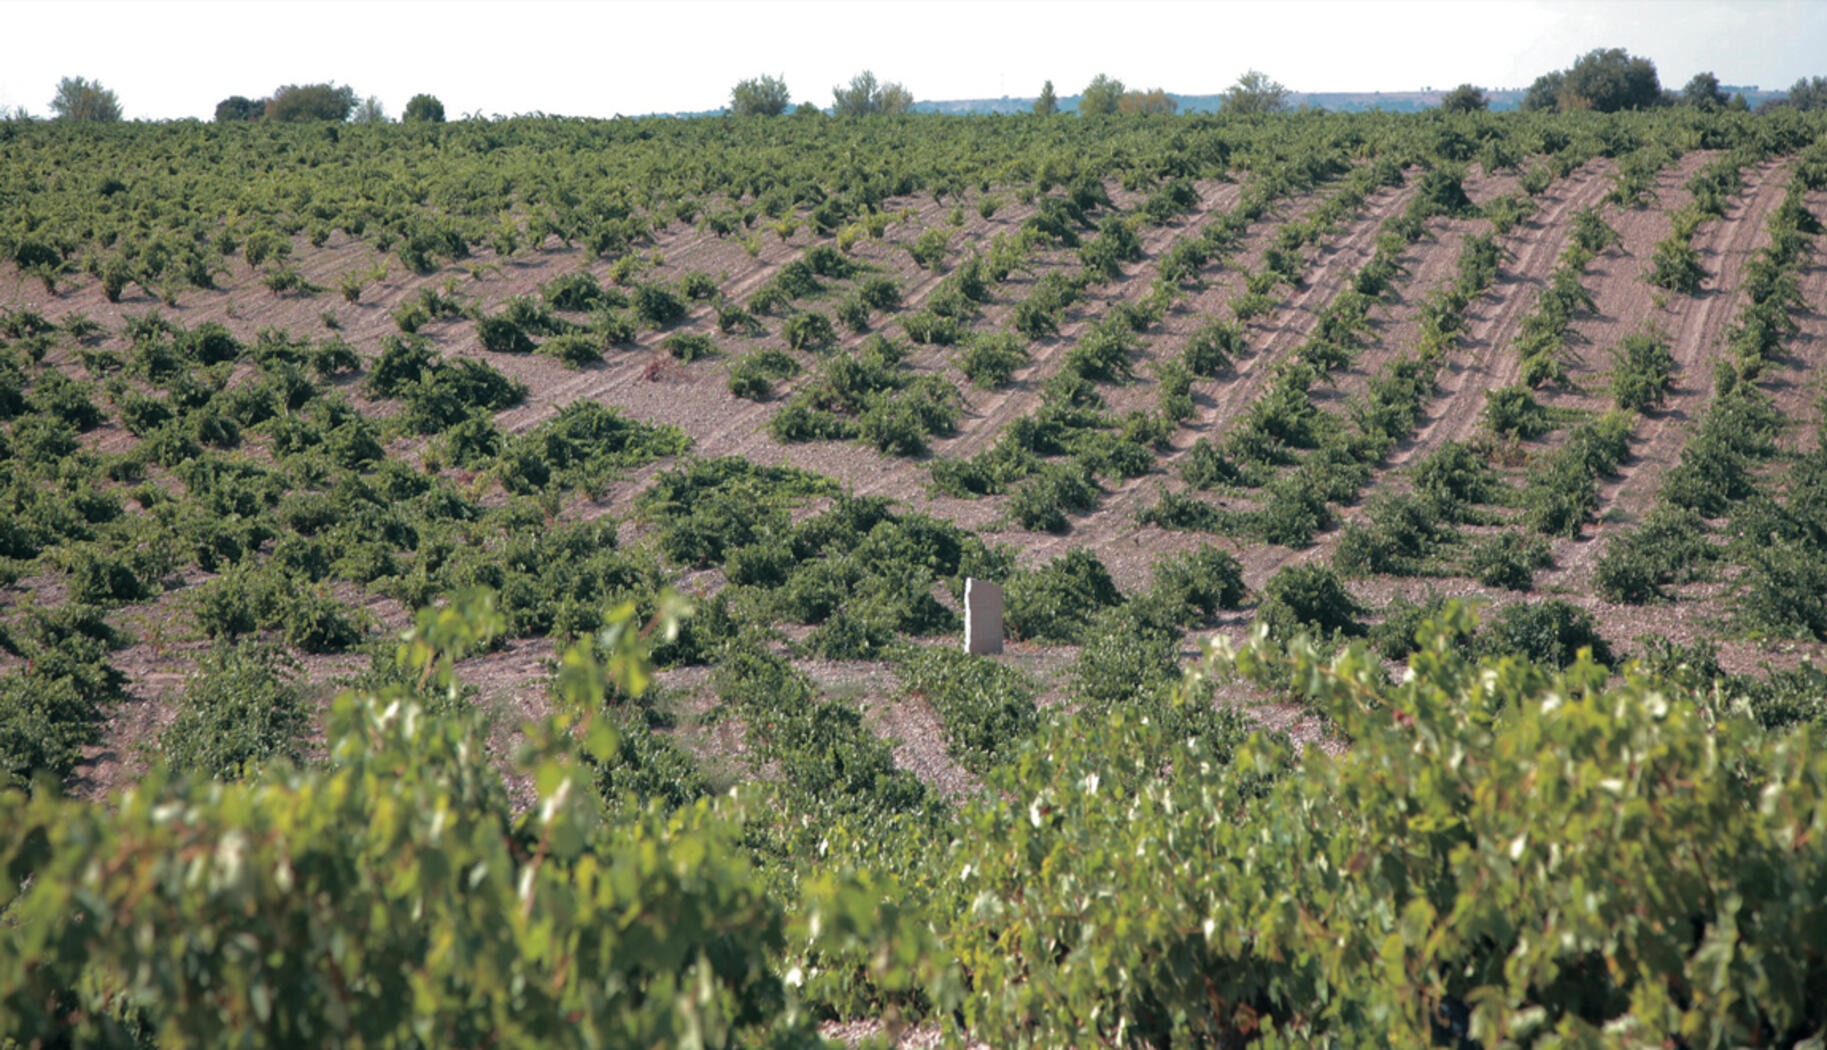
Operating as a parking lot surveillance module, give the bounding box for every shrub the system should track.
[783,311,837,352]
[1646,236,1706,294]
[1257,563,1365,639]
[156,642,306,780]
[662,333,720,362]
[1008,462,1100,533]
[632,284,687,327]
[477,316,535,354]
[1184,320,1243,377]
[541,334,604,369]
[1483,385,1551,439]
[1467,532,1552,590]
[1254,476,1331,548]
[1608,326,1677,412]
[1480,598,1612,667]
[907,227,950,271]
[727,349,799,399]
[1147,545,1247,624]
[959,332,1026,388]
[899,648,1038,774]
[266,82,357,122]
[541,271,612,312]
[402,93,445,123]
[1003,548,1123,644]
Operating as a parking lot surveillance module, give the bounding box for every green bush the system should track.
[1184,319,1243,377]
[1608,325,1677,412]
[1483,384,1551,439]
[1481,598,1612,667]
[898,648,1038,774]
[1146,545,1247,624]
[959,332,1026,388]
[1467,531,1552,590]
[662,333,719,362]
[633,283,687,327]
[727,349,799,399]
[477,315,535,353]
[156,642,307,780]
[1003,548,1123,644]
[1257,563,1365,639]
[783,311,836,352]
[541,333,604,368]
[1008,461,1100,533]
[1646,235,1706,294]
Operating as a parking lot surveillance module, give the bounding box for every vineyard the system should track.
[3,108,1827,1046]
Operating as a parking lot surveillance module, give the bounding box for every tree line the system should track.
[22,56,1827,125]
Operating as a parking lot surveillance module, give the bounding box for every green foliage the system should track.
[727,348,799,399]
[632,283,687,327]
[49,76,122,122]
[782,311,836,352]
[1032,80,1058,116]
[1077,74,1125,117]
[156,642,306,780]
[402,93,445,123]
[1439,83,1489,114]
[831,70,913,117]
[730,74,791,117]
[266,82,357,123]
[1146,544,1247,624]
[1480,598,1613,667]
[958,331,1027,388]
[1594,505,1714,603]
[1647,233,1707,294]
[1007,461,1100,533]
[1483,384,1550,439]
[0,595,851,1049]
[932,609,1827,1046]
[1608,325,1677,411]
[1258,563,1365,639]
[899,648,1038,774]
[662,332,719,362]
[540,333,603,369]
[1003,548,1122,644]
[0,606,128,789]
[1221,68,1292,114]
[1467,531,1552,590]
[1527,47,1663,112]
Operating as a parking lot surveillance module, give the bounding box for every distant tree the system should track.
[1221,69,1291,115]
[1681,72,1727,111]
[1117,88,1178,115]
[831,71,913,116]
[1078,74,1125,116]
[877,80,914,115]
[213,95,262,123]
[1728,92,1749,112]
[352,95,387,124]
[1033,80,1058,115]
[1440,83,1489,114]
[1525,48,1661,113]
[403,94,446,123]
[1521,70,1565,112]
[266,83,357,123]
[730,74,791,116]
[794,101,822,117]
[48,76,122,122]
[1760,75,1827,112]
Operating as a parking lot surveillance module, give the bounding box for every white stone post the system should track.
[964,577,1003,655]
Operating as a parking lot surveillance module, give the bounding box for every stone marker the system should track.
[964,577,1003,655]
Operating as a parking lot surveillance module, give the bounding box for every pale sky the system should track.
[2,0,1822,119]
